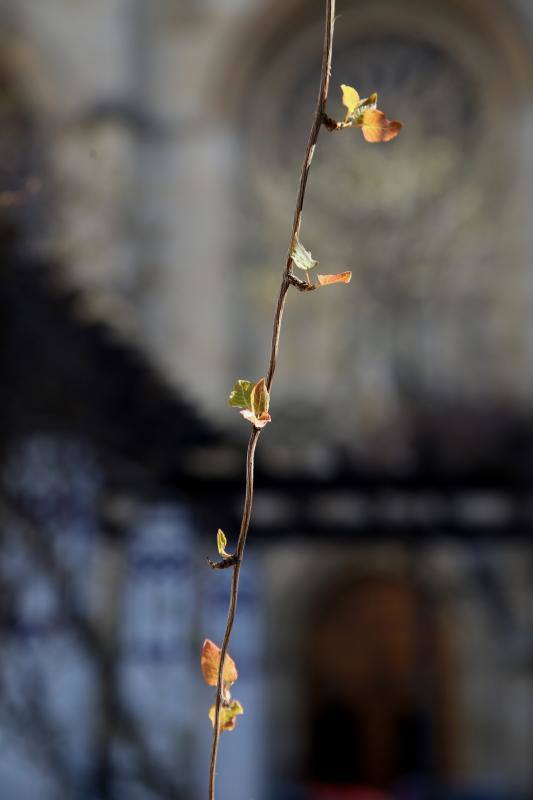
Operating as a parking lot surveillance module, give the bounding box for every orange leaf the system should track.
[359,109,402,143]
[317,271,352,286]
[201,639,238,687]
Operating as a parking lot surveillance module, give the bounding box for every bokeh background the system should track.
[1,0,533,798]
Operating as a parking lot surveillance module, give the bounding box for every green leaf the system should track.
[208,699,244,731]
[217,529,229,557]
[228,379,254,409]
[290,238,318,271]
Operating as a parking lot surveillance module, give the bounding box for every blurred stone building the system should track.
[1,1,533,799]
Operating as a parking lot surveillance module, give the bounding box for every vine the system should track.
[200,2,402,798]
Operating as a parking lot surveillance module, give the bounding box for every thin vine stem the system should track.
[208,2,336,798]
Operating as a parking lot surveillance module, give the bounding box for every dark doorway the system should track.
[304,573,457,795]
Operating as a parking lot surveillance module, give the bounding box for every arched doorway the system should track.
[303,573,456,796]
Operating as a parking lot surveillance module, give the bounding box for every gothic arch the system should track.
[216,0,533,120]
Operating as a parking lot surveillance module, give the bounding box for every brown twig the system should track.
[208,2,336,798]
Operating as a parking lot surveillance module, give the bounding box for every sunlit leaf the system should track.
[290,238,318,271]
[208,700,244,731]
[337,84,402,142]
[217,529,230,558]
[240,409,272,429]
[228,379,254,409]
[341,84,361,120]
[201,639,238,687]
[317,271,352,286]
[359,109,402,143]
[250,378,270,418]
[341,85,378,122]
[230,377,272,428]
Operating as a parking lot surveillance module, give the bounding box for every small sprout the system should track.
[337,84,402,143]
[341,85,377,122]
[356,92,378,117]
[229,378,271,429]
[217,529,230,558]
[317,271,352,286]
[290,238,318,271]
[341,83,361,119]
[291,237,351,289]
[201,639,238,687]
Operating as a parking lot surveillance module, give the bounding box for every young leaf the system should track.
[341,85,377,122]
[359,109,402,143]
[317,271,352,286]
[240,409,272,429]
[290,238,318,271]
[228,379,254,409]
[356,92,378,116]
[208,700,244,731]
[341,84,361,120]
[337,85,402,142]
[217,529,230,558]
[250,378,270,418]
[201,639,238,687]
[230,377,272,428]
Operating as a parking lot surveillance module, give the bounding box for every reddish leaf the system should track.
[359,109,402,143]
[201,639,238,687]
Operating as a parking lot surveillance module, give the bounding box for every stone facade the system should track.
[4,0,533,444]
[2,1,533,798]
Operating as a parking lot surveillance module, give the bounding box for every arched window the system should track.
[226,0,533,461]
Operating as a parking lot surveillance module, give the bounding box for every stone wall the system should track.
[4,0,533,458]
